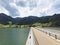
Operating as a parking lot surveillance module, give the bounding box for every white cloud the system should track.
[0,6,10,15]
[0,0,60,17]
[46,0,60,15]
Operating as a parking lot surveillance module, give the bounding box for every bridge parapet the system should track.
[35,27,60,40]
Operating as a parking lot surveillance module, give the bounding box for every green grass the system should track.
[0,22,57,28]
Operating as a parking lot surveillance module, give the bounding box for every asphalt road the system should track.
[32,27,60,45]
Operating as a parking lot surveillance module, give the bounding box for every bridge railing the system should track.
[34,27,60,40]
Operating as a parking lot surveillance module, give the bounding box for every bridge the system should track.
[26,27,60,45]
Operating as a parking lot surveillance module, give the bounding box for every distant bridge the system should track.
[26,27,60,45]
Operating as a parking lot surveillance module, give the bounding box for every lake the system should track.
[0,28,30,45]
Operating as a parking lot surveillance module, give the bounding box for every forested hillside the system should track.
[0,13,60,27]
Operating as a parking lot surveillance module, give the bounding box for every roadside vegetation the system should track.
[0,22,58,28]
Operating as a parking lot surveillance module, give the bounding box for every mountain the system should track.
[0,13,60,27]
[13,17,22,25]
[13,16,40,25]
[49,14,60,26]
[0,13,40,25]
[0,13,14,24]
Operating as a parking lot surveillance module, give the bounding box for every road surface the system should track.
[32,27,60,45]
[26,27,60,45]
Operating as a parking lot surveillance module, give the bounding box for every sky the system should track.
[0,0,60,18]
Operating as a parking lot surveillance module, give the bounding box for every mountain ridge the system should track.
[0,13,60,26]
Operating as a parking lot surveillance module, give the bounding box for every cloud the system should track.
[0,5,10,15]
[46,0,60,15]
[28,0,37,10]
[53,0,60,10]
[16,1,27,7]
[0,0,60,17]
[0,0,19,17]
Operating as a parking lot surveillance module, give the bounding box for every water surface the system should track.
[0,28,30,45]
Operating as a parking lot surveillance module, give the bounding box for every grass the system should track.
[0,22,57,28]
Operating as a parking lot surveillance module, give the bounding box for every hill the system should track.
[0,13,60,27]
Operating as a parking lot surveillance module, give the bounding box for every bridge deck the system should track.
[32,27,60,45]
[26,27,60,45]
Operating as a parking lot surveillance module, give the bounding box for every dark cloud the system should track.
[51,2,60,13]
[53,3,60,10]
[29,1,37,10]
[0,0,19,17]
[29,2,37,7]
[16,1,27,7]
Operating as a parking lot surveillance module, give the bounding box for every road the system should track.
[32,27,60,45]
[26,27,60,45]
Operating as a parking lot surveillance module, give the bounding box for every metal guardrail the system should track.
[34,27,60,40]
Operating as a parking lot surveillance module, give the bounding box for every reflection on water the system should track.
[0,28,30,45]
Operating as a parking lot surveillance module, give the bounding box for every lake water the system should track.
[0,28,30,45]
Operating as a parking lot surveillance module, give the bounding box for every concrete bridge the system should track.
[26,27,60,45]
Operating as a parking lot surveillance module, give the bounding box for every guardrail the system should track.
[34,27,60,40]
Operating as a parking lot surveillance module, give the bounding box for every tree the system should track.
[8,21,12,27]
